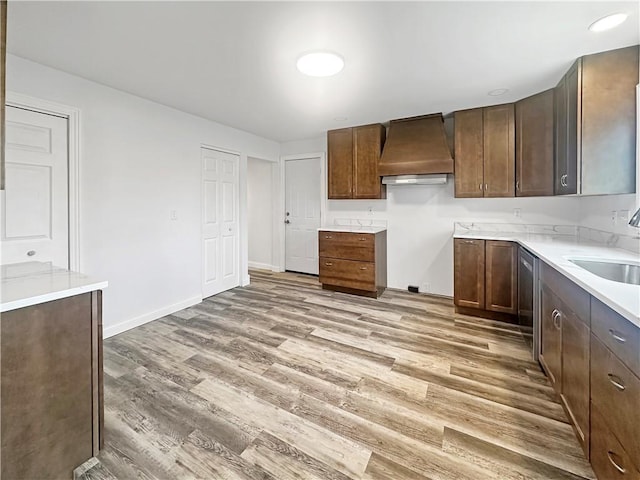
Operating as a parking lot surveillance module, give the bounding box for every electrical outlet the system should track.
[611,210,617,226]
[170,210,178,221]
[513,208,521,218]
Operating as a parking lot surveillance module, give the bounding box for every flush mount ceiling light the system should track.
[488,88,509,96]
[296,52,344,77]
[589,13,628,32]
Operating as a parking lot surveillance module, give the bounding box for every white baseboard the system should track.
[248,261,278,271]
[103,295,202,339]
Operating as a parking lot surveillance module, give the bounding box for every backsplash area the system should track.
[455,222,640,254]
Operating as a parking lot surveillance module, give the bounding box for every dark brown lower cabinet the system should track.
[1,291,103,479]
[560,309,590,456]
[453,238,485,310]
[539,284,562,391]
[454,239,517,321]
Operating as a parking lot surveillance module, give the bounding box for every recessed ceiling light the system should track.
[488,88,509,96]
[589,13,628,32]
[296,52,344,77]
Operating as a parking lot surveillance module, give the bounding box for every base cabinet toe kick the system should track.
[318,230,387,298]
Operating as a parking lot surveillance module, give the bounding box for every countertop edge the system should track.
[454,233,640,328]
[318,227,387,234]
[0,281,109,313]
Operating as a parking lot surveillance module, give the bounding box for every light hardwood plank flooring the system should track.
[90,270,595,480]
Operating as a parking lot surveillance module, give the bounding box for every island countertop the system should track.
[1,262,108,313]
[318,226,387,234]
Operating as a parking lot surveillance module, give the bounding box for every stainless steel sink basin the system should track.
[569,259,640,285]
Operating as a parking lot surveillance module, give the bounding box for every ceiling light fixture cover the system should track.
[488,88,509,96]
[589,13,628,32]
[297,52,344,77]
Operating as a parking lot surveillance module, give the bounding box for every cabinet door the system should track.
[515,89,554,196]
[563,59,580,195]
[453,238,485,309]
[540,285,562,392]
[327,128,353,199]
[485,240,517,314]
[560,310,590,456]
[581,46,638,195]
[554,76,568,194]
[483,104,515,197]
[454,109,484,198]
[353,124,386,199]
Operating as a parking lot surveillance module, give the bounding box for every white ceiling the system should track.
[7,1,639,142]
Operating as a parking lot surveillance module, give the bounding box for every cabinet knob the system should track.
[607,373,626,391]
[608,329,626,343]
[607,451,627,474]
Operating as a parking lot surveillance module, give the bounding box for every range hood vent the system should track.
[378,114,454,177]
[382,174,447,185]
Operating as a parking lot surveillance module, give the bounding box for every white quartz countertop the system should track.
[1,262,108,313]
[319,226,387,234]
[454,231,640,328]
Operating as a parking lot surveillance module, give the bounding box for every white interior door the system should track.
[285,157,321,275]
[0,106,69,267]
[202,147,240,298]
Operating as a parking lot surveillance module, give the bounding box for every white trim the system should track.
[5,92,81,272]
[103,295,202,339]
[248,261,278,271]
[279,152,327,272]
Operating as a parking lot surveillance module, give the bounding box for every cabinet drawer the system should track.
[319,231,375,262]
[319,258,375,291]
[591,297,640,377]
[591,335,640,467]
[591,405,640,479]
[540,263,590,323]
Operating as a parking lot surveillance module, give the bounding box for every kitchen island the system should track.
[1,262,107,480]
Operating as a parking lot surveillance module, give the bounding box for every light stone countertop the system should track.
[453,229,640,328]
[318,226,387,234]
[1,262,108,313]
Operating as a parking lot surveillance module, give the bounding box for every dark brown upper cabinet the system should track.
[454,104,515,198]
[555,45,639,195]
[516,89,554,197]
[327,124,386,200]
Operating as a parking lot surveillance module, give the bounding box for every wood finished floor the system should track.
[88,270,596,480]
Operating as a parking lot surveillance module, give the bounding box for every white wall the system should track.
[6,55,280,337]
[247,157,275,270]
[578,194,639,236]
[280,135,580,297]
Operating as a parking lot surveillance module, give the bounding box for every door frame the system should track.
[278,152,327,273]
[5,92,81,271]
[200,144,242,298]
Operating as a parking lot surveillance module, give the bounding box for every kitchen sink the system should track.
[569,259,640,285]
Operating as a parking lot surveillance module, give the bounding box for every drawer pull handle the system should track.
[608,329,627,343]
[325,262,333,266]
[552,309,561,330]
[359,267,367,270]
[359,238,367,241]
[607,451,626,474]
[607,374,626,391]
[463,240,475,244]
[325,235,332,239]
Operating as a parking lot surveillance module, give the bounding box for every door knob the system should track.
[285,220,290,224]
[27,250,36,257]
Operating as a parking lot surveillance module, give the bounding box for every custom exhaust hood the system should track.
[378,114,454,184]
